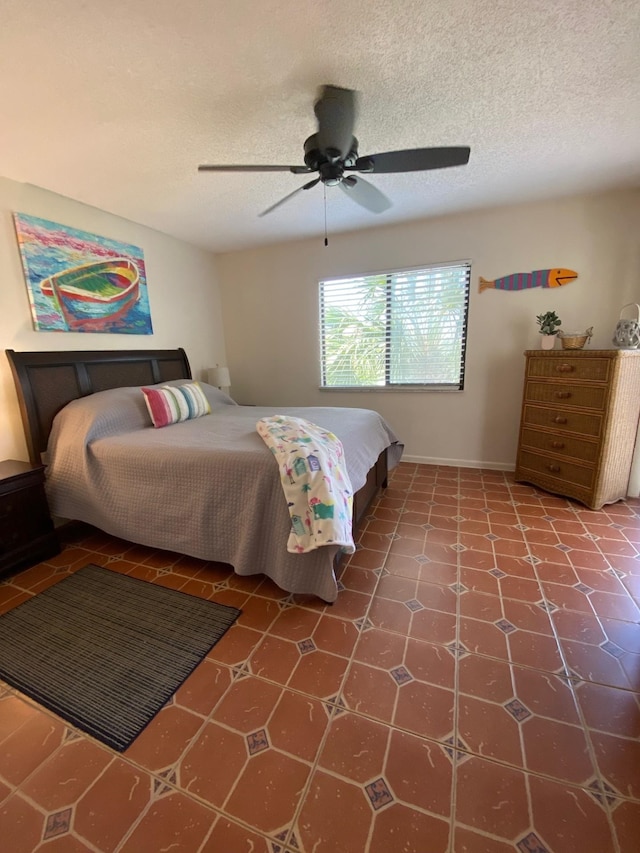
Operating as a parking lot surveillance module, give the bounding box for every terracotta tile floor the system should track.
[1,462,640,851]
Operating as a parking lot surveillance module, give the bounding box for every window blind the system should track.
[319,262,470,390]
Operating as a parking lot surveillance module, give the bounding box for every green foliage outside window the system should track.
[320,264,470,389]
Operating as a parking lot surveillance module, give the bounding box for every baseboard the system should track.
[400,455,515,471]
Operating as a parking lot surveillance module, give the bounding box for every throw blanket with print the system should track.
[257,415,355,554]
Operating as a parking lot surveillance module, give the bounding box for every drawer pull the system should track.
[550,441,565,449]
[547,464,561,473]
[554,391,572,399]
[555,364,575,373]
[553,416,567,424]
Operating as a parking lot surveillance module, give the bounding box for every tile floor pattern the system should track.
[0,463,639,851]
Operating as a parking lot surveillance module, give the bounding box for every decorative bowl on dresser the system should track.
[515,349,640,510]
[0,460,60,578]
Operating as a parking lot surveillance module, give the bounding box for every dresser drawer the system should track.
[0,489,51,554]
[522,404,603,438]
[524,381,607,411]
[520,427,599,464]
[0,488,29,522]
[0,487,47,521]
[0,522,30,555]
[517,450,595,489]
[527,356,611,382]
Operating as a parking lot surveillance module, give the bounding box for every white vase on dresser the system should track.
[539,334,557,350]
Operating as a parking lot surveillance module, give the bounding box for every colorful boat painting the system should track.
[13,213,153,334]
[40,257,140,331]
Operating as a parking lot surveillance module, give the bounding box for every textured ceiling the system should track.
[1,0,639,253]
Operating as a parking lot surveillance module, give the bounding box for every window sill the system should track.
[318,386,463,393]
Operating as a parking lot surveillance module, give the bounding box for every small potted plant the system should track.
[536,311,562,349]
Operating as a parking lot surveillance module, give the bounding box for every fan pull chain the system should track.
[324,184,328,247]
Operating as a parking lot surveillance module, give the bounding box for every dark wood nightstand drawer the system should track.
[0,491,51,552]
[0,486,42,520]
[0,494,20,520]
[0,460,59,577]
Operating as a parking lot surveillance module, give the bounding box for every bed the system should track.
[6,348,402,602]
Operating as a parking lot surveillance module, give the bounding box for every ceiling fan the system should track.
[198,85,471,217]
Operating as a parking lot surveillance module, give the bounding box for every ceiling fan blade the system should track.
[339,176,392,214]
[314,85,356,159]
[354,146,471,174]
[258,177,321,217]
[198,164,312,174]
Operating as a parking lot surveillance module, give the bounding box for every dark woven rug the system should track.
[0,564,241,751]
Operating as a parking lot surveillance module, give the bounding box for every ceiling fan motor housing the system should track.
[303,134,359,177]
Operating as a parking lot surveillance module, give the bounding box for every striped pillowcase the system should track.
[141,382,211,428]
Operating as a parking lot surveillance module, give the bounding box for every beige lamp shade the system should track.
[207,366,231,389]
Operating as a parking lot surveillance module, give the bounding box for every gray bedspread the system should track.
[45,383,402,602]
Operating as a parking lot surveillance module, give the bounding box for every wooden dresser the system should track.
[515,349,640,509]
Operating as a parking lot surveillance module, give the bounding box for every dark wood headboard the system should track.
[6,348,191,465]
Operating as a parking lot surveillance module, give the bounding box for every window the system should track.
[319,262,471,390]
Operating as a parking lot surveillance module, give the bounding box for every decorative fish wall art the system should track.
[479,268,578,293]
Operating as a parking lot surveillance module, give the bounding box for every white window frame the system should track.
[319,261,471,391]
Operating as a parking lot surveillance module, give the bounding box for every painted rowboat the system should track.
[41,257,140,329]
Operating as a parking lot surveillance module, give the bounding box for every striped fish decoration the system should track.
[479,269,578,292]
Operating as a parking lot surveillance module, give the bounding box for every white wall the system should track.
[217,189,640,469]
[4,182,638,477]
[0,178,226,461]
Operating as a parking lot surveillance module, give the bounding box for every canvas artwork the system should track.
[13,213,153,334]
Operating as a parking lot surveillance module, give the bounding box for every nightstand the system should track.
[0,460,60,578]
